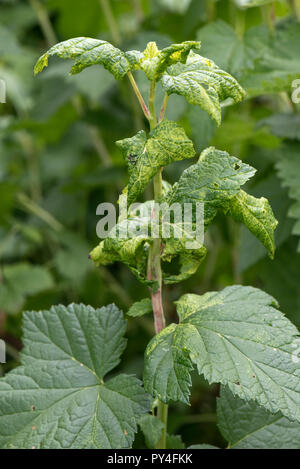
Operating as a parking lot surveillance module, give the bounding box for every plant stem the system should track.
[206,0,216,22]
[147,82,165,334]
[29,0,57,46]
[132,0,144,23]
[234,7,245,40]
[129,74,169,448]
[128,72,152,120]
[157,401,168,448]
[17,193,63,232]
[280,91,298,113]
[289,0,300,21]
[100,1,144,133]
[99,267,132,306]
[147,81,168,449]
[148,81,157,129]
[30,0,113,166]
[159,94,169,123]
[147,234,165,334]
[261,3,275,34]
[17,131,42,202]
[99,0,121,45]
[88,126,112,167]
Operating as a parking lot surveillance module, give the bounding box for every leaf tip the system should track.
[34,53,49,75]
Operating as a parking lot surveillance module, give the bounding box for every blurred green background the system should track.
[1,0,300,448]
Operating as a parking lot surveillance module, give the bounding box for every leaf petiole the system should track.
[159,94,169,123]
[128,72,152,121]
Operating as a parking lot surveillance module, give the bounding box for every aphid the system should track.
[128,153,138,165]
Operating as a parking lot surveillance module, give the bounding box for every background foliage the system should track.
[1,0,300,448]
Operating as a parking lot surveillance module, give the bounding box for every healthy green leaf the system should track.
[226,190,278,258]
[0,182,16,224]
[128,298,153,318]
[0,304,150,449]
[139,414,163,448]
[275,142,300,251]
[116,120,195,204]
[166,433,185,449]
[241,23,300,97]
[34,37,140,79]
[218,386,300,449]
[168,146,256,226]
[49,0,103,38]
[189,444,219,449]
[199,22,300,98]
[188,106,217,152]
[234,0,274,7]
[144,285,300,424]
[0,263,54,315]
[53,232,90,283]
[144,321,196,404]
[0,24,22,56]
[197,20,268,79]
[161,51,245,124]
[255,241,300,330]
[157,0,193,14]
[259,113,300,141]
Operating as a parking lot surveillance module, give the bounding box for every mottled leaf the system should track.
[238,175,292,272]
[34,37,139,79]
[162,239,206,284]
[90,217,151,285]
[226,190,278,258]
[128,298,153,318]
[139,41,200,81]
[90,200,206,285]
[161,52,245,124]
[168,147,256,226]
[116,120,195,204]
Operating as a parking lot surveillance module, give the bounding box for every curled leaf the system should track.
[116,120,195,205]
[34,37,140,79]
[161,52,245,124]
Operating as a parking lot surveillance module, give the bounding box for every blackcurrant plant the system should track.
[0,31,300,450]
